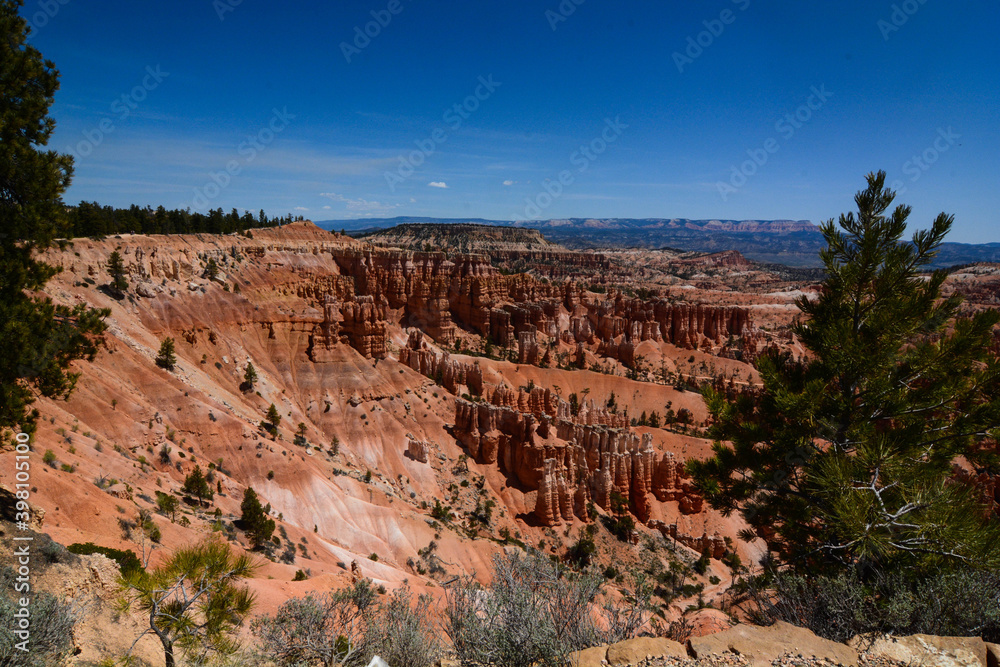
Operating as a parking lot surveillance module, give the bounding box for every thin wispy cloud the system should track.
[428,182,448,189]
[320,192,400,216]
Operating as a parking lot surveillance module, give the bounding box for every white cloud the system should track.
[294,206,309,211]
[319,192,400,215]
[322,205,331,210]
[428,181,448,189]
[503,180,515,186]
[410,198,417,203]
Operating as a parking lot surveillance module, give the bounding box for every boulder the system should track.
[860,634,988,667]
[606,637,687,665]
[686,608,734,638]
[985,643,999,667]
[567,645,608,667]
[689,620,858,667]
[135,282,158,298]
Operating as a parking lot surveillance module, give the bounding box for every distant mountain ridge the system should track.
[515,218,818,233]
[360,222,554,252]
[314,216,817,234]
[314,217,999,268]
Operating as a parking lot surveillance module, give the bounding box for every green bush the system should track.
[742,567,1000,643]
[67,542,144,577]
[565,533,597,569]
[0,579,76,666]
[446,550,648,667]
[255,578,439,667]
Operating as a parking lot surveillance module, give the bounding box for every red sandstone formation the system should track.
[648,521,727,559]
[340,295,388,359]
[397,330,484,395]
[453,388,704,526]
[406,438,431,464]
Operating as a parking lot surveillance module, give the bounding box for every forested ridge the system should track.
[63,202,302,239]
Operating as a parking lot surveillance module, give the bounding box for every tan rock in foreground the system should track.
[858,634,988,667]
[686,608,735,639]
[606,637,689,665]
[985,642,999,667]
[568,645,610,667]
[688,620,859,667]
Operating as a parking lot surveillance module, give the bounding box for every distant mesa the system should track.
[314,217,999,268]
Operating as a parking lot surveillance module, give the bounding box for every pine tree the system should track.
[107,249,128,296]
[243,362,258,390]
[689,171,1000,577]
[156,337,177,370]
[240,488,275,550]
[0,3,109,435]
[204,257,219,280]
[119,537,257,667]
[182,465,214,506]
[266,403,281,429]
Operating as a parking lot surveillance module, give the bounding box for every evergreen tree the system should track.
[204,257,219,280]
[107,249,128,296]
[240,487,275,550]
[155,491,179,522]
[0,2,109,436]
[243,362,258,390]
[689,171,1000,577]
[183,465,214,506]
[119,537,257,667]
[156,337,177,370]
[266,403,281,429]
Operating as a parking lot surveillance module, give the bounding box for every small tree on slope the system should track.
[119,537,257,667]
[240,487,275,550]
[689,171,1000,578]
[107,249,128,296]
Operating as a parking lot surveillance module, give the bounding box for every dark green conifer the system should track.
[0,3,108,435]
[240,487,275,549]
[689,171,1000,577]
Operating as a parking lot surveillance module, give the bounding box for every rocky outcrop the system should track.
[406,438,430,464]
[397,331,484,395]
[689,620,859,667]
[454,391,704,526]
[651,451,703,513]
[339,296,388,359]
[582,294,751,351]
[518,328,540,365]
[648,521,725,559]
[307,295,346,362]
[606,637,688,665]
[858,635,988,667]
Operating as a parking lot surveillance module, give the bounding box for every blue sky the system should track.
[23,0,1000,242]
